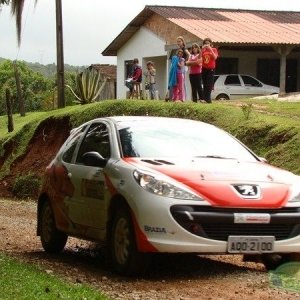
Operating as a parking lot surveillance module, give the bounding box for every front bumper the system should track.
[143,205,300,254]
[170,205,300,241]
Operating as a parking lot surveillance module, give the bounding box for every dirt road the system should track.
[0,198,299,300]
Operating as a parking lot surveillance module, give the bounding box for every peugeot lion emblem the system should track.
[232,184,261,199]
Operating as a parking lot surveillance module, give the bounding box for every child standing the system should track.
[172,49,185,102]
[144,61,156,99]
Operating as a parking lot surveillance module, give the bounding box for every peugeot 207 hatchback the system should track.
[37,116,300,275]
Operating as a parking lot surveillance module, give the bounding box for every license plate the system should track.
[227,236,274,253]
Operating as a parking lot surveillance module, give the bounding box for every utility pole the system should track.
[56,0,65,108]
[13,60,25,116]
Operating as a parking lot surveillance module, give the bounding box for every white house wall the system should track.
[117,27,167,99]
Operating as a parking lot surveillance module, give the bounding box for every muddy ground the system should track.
[0,198,299,300]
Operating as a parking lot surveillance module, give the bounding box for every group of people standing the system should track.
[126,58,157,100]
[169,36,218,103]
[126,36,218,102]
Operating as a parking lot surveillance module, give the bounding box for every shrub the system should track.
[12,173,41,198]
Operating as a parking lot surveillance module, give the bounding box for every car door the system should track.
[240,75,265,97]
[65,122,111,236]
[223,75,244,99]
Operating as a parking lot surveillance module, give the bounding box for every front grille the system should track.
[202,223,294,241]
[187,206,300,214]
[171,205,300,241]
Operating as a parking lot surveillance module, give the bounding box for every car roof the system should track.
[73,116,215,132]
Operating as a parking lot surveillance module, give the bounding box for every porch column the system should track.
[274,45,294,97]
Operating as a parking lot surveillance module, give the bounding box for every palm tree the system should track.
[1,0,65,108]
[0,0,35,45]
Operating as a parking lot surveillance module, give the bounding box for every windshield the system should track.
[117,119,258,162]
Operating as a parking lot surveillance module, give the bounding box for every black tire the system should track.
[216,94,229,100]
[109,205,149,276]
[40,201,68,253]
[262,254,290,270]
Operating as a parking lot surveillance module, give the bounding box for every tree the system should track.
[0,60,54,115]
[2,0,65,108]
[0,0,37,45]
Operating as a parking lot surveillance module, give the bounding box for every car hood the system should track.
[123,157,298,208]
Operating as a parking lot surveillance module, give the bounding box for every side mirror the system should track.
[82,151,108,168]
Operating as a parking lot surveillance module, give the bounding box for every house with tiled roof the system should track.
[102,5,300,100]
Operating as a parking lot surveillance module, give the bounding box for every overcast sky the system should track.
[0,0,299,66]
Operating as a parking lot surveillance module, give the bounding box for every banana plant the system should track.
[66,68,107,104]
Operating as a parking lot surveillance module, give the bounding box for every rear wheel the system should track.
[40,201,68,253]
[109,205,149,275]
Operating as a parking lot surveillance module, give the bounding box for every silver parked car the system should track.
[211,74,279,100]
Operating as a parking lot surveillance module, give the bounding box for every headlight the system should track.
[133,170,203,200]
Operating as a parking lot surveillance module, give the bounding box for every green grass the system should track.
[1,99,300,179]
[0,253,107,300]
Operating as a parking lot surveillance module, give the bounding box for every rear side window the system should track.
[242,75,262,87]
[224,75,241,86]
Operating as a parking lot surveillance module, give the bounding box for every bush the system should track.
[12,173,41,198]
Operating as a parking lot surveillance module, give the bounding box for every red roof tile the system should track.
[102,6,300,56]
[150,6,300,44]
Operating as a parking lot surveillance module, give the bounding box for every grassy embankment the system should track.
[1,99,300,179]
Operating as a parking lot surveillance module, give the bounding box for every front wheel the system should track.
[109,205,149,276]
[40,201,68,253]
[262,254,290,270]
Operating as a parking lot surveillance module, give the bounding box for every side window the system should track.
[62,126,86,163]
[76,122,111,164]
[242,75,262,87]
[224,75,241,86]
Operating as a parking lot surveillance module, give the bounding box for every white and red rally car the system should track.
[37,116,300,275]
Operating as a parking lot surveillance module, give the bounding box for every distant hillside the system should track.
[0,57,87,78]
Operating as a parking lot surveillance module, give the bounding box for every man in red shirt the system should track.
[201,38,218,103]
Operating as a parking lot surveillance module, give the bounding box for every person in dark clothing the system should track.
[125,58,142,94]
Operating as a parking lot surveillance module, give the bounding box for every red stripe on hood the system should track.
[122,157,290,208]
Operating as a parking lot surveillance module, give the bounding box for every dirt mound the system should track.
[0,117,71,198]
